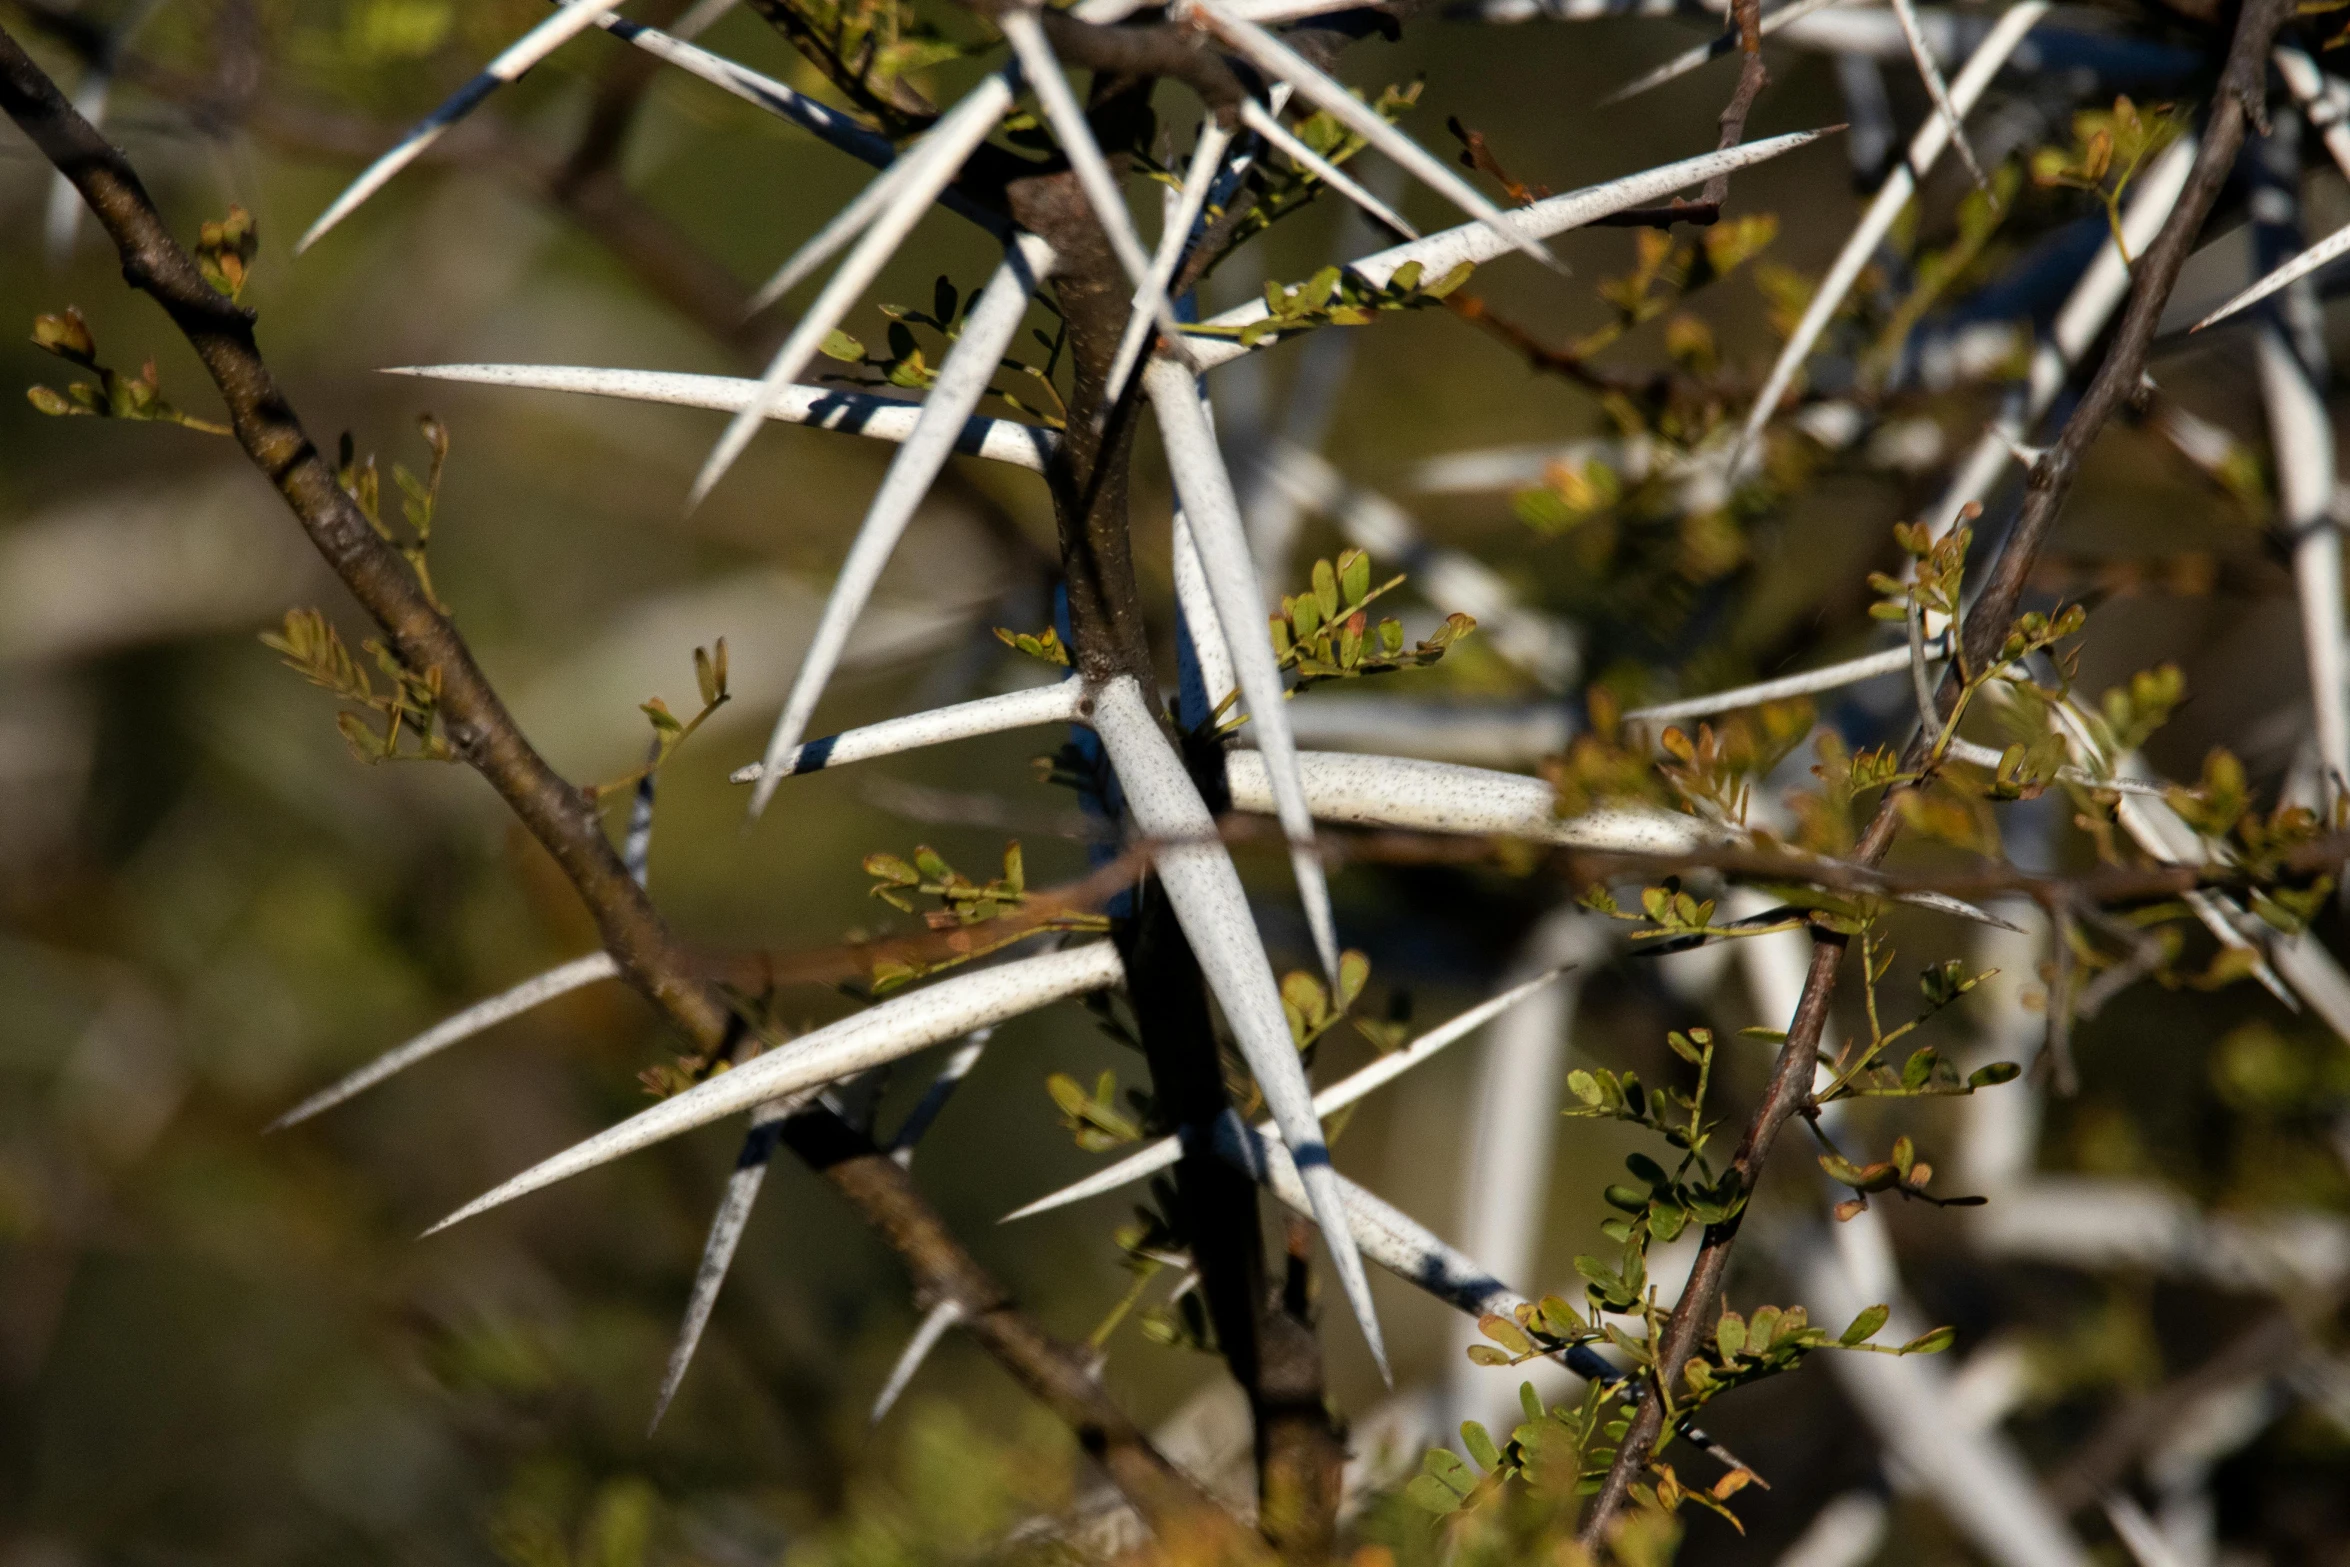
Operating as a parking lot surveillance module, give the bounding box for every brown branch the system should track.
[1442,290,1664,396]
[1036,9,1248,118]
[1540,828,2350,907]
[1576,0,2297,1539]
[1007,62,1347,1547]
[0,23,1240,1545]
[1700,0,1768,208]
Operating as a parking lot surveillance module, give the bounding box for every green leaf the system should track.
[1819,1152,1871,1186]
[819,328,865,362]
[1405,1474,1465,1514]
[1045,1073,1090,1116]
[1969,1061,2022,1088]
[1899,1325,1957,1355]
[1535,1295,1584,1340]
[1422,1448,1476,1495]
[1460,1421,1501,1472]
[862,852,920,885]
[1839,1304,1890,1346]
[1478,1313,1534,1355]
[1714,1310,1746,1360]
[1336,949,1370,1010]
[1603,1184,1647,1213]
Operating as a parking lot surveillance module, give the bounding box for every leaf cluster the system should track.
[1268,548,1476,694]
[592,641,731,800]
[260,608,453,764]
[26,308,229,434]
[2165,749,2340,932]
[992,624,1069,666]
[822,275,1071,427]
[196,205,259,303]
[337,415,452,612]
[859,841,1109,994]
[743,0,968,129]
[1214,259,1475,351]
[2030,95,2185,263]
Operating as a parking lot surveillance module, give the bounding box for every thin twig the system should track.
[1576,0,2298,1537]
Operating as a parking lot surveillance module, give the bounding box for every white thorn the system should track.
[297,0,629,253]
[744,233,1057,819]
[1731,2,2049,472]
[382,363,1057,472]
[1225,749,1721,854]
[729,682,1084,784]
[2255,323,2350,800]
[1145,359,1342,981]
[998,8,1190,362]
[1088,675,1387,1380]
[1002,964,1573,1222]
[649,1101,791,1432]
[1106,120,1237,404]
[1601,0,1849,105]
[2195,218,2350,334]
[423,943,1124,1234]
[1885,0,1989,190]
[688,76,1020,510]
[587,10,905,174]
[268,953,619,1130]
[2102,1494,2187,1567]
[871,1299,966,1424]
[1184,129,1835,371]
[1193,0,1561,275]
[1238,98,1419,239]
[1626,644,1934,724]
[1173,507,1239,729]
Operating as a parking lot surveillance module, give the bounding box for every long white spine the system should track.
[1733,3,2050,468]
[1182,130,1830,372]
[747,234,1059,818]
[382,364,1057,472]
[1000,963,1573,1221]
[730,682,1083,783]
[1088,675,1389,1378]
[426,942,1125,1233]
[1224,750,1712,852]
[1146,358,1343,980]
[269,952,620,1129]
[690,78,1021,508]
[297,0,631,252]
